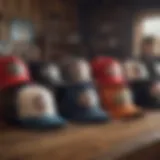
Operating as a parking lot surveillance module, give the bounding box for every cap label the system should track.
[8,63,25,75]
[68,60,92,82]
[114,89,133,105]
[106,63,123,77]
[125,62,149,80]
[78,89,99,107]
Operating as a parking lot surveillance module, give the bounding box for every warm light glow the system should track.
[143,17,160,36]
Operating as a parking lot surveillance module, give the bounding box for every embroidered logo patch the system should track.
[114,89,133,105]
[8,63,25,75]
[78,89,98,107]
[32,94,45,113]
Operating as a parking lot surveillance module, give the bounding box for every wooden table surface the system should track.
[1,111,160,160]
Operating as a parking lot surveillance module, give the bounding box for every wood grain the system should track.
[0,112,160,160]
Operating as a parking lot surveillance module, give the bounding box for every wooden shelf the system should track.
[1,112,160,160]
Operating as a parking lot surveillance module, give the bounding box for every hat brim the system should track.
[110,105,143,119]
[18,115,67,129]
[72,107,110,123]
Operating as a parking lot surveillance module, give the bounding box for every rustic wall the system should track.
[0,0,79,59]
[78,1,134,59]
[91,6,134,59]
[0,0,78,41]
[78,0,160,59]
[0,0,43,40]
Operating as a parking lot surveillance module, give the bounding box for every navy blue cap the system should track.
[71,107,109,123]
[59,82,110,123]
[18,115,67,129]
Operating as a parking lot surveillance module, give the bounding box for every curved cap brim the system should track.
[18,115,67,129]
[72,107,110,123]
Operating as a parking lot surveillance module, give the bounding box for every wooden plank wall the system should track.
[88,6,133,59]
[0,0,43,40]
[40,0,79,59]
[0,0,78,43]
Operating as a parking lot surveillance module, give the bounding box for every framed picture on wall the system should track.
[10,19,35,42]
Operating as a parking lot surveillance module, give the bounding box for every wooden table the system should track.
[1,111,160,160]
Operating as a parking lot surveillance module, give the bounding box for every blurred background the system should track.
[1,1,160,160]
[0,0,160,60]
